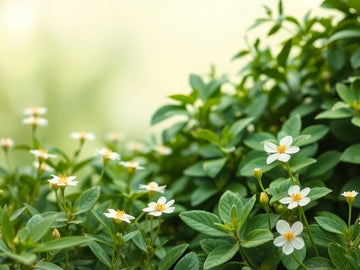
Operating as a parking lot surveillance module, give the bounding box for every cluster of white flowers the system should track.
[22,106,48,128]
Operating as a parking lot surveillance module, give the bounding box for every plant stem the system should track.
[348,203,352,230]
[299,207,319,256]
[291,252,309,270]
[286,162,296,185]
[4,151,12,176]
[97,165,106,186]
[152,218,161,245]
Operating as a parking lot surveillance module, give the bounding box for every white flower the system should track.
[126,141,146,152]
[143,196,175,216]
[139,182,166,193]
[119,161,145,170]
[95,148,120,161]
[48,174,78,187]
[30,149,57,160]
[23,106,47,116]
[341,190,358,204]
[279,185,311,209]
[22,116,48,127]
[274,220,305,255]
[1,138,14,151]
[104,209,135,223]
[156,145,172,156]
[70,131,95,142]
[264,136,300,164]
[105,132,125,142]
[33,161,55,173]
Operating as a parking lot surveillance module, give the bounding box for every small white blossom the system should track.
[70,131,95,142]
[105,132,125,142]
[342,190,358,204]
[264,136,300,164]
[48,174,78,187]
[126,141,146,153]
[280,185,311,209]
[139,182,166,194]
[1,138,14,151]
[104,209,135,223]
[23,106,47,116]
[274,220,305,255]
[155,145,172,156]
[96,148,120,161]
[119,161,145,170]
[22,116,48,127]
[33,161,55,173]
[30,149,57,160]
[143,196,175,216]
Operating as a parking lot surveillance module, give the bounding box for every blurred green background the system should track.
[0,0,324,156]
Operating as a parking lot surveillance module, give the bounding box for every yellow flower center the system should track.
[79,131,87,139]
[115,210,125,218]
[31,106,40,114]
[277,145,286,154]
[344,191,356,198]
[284,231,295,241]
[39,148,48,156]
[59,175,68,185]
[148,182,158,190]
[292,193,302,202]
[155,204,166,211]
[104,150,113,158]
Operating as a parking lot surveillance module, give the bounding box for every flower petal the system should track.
[298,197,311,207]
[277,153,290,162]
[157,196,167,205]
[279,197,292,204]
[149,211,162,216]
[282,242,294,255]
[143,207,154,212]
[291,237,305,250]
[276,220,290,234]
[264,142,278,153]
[288,185,300,195]
[291,221,304,235]
[286,146,300,154]
[163,207,175,213]
[287,202,298,209]
[267,154,279,164]
[273,236,287,247]
[165,199,175,207]
[300,187,311,197]
[280,136,293,148]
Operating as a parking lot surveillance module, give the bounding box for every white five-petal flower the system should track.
[30,149,57,161]
[280,185,311,209]
[23,106,47,116]
[143,196,175,216]
[48,174,78,187]
[126,141,146,153]
[96,148,120,161]
[1,138,14,151]
[70,131,95,142]
[264,136,299,164]
[274,220,305,255]
[156,145,172,156]
[341,190,358,204]
[104,209,135,223]
[22,116,48,127]
[119,161,145,170]
[139,182,166,194]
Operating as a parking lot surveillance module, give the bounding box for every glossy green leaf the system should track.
[306,151,341,178]
[32,236,91,252]
[341,143,360,164]
[174,252,199,270]
[299,125,329,146]
[315,216,345,235]
[203,244,239,270]
[329,29,360,42]
[289,157,316,172]
[316,108,353,119]
[351,116,360,127]
[74,186,100,215]
[328,243,355,269]
[203,157,227,178]
[88,241,111,267]
[241,229,273,248]
[308,187,332,201]
[151,104,189,125]
[159,244,189,270]
[191,129,220,144]
[238,156,277,177]
[303,257,335,270]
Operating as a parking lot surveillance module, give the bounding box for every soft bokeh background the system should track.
[0,0,325,155]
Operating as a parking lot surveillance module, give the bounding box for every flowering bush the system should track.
[1,0,360,269]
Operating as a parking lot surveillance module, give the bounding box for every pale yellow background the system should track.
[0,0,327,153]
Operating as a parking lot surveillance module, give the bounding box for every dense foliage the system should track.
[1,0,360,269]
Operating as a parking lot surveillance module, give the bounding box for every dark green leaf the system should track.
[191,186,218,206]
[342,144,360,164]
[203,244,239,270]
[308,187,332,201]
[74,186,100,215]
[231,50,250,61]
[306,151,341,178]
[241,229,273,248]
[27,215,57,242]
[279,114,301,138]
[174,252,199,270]
[328,243,355,269]
[32,236,91,252]
[303,257,335,270]
[184,162,207,177]
[88,241,111,267]
[151,104,189,125]
[203,158,227,178]
[159,244,189,270]
[35,262,63,270]
[277,39,292,68]
[315,216,345,235]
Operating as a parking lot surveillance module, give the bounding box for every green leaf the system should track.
[0,251,36,265]
[32,236,91,252]
[281,247,306,270]
[238,156,278,177]
[131,230,147,252]
[151,104,189,125]
[203,158,227,178]
[336,83,355,104]
[351,116,360,127]
[26,215,57,242]
[306,151,341,178]
[179,211,228,237]
[203,244,239,270]
[1,206,15,248]
[238,196,256,227]
[351,47,360,69]
[231,50,249,61]
[35,262,64,270]
[268,24,281,36]
[299,125,329,146]
[191,129,220,144]
[327,45,345,70]
[342,144,360,164]
[279,114,301,138]
[72,157,94,173]
[289,157,316,172]
[308,187,332,201]
[277,39,292,68]
[168,94,194,104]
[88,241,111,267]
[303,257,335,270]
[200,238,232,254]
[189,74,205,92]
[184,162,207,177]
[328,243,355,270]
[10,207,26,222]
[159,244,189,270]
[241,229,273,248]
[227,117,254,145]
[244,132,276,151]
[91,209,114,238]
[261,67,286,81]
[315,216,345,235]
[74,186,100,215]
[316,107,353,119]
[218,191,243,224]
[329,29,360,42]
[191,186,218,206]
[174,252,199,270]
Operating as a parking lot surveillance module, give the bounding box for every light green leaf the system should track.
[159,244,189,270]
[203,244,239,270]
[26,215,57,243]
[336,83,355,104]
[238,196,256,227]
[191,129,220,144]
[244,132,276,151]
[351,47,360,69]
[227,117,254,145]
[307,187,332,202]
[203,158,227,178]
[329,29,360,42]
[351,116,360,127]
[10,207,26,222]
[174,252,199,270]
[316,108,353,119]
[74,186,100,215]
[184,162,207,177]
[151,104,189,125]
[341,144,360,164]
[1,206,15,248]
[168,94,194,104]
[289,157,316,172]
[189,74,205,92]
[179,211,228,237]
[32,236,91,252]
[88,241,111,267]
[315,216,345,235]
[241,229,273,248]
[35,262,63,270]
[218,191,243,224]
[0,251,36,265]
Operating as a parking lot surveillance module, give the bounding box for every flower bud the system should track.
[260,192,269,206]
[253,168,262,180]
[52,228,61,239]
